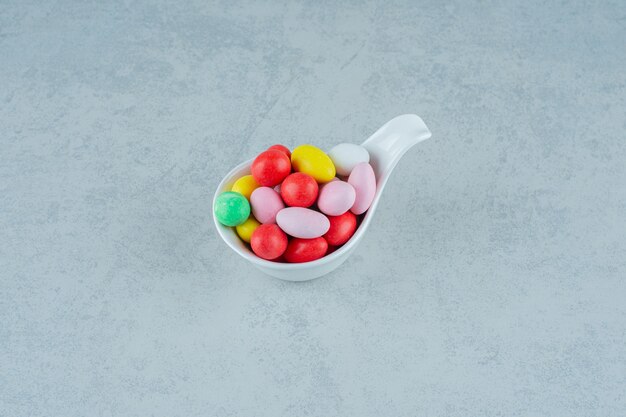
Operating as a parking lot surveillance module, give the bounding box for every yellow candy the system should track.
[236,216,260,243]
[231,175,260,200]
[291,144,336,183]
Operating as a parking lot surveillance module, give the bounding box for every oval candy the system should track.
[276,207,330,238]
[235,216,260,243]
[280,172,319,207]
[250,224,288,260]
[348,162,376,215]
[231,175,260,200]
[267,144,291,159]
[284,237,328,263]
[317,180,356,216]
[323,211,357,246]
[251,149,291,187]
[291,144,336,183]
[250,187,285,224]
[328,143,370,176]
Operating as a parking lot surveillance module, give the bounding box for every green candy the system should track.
[214,191,250,226]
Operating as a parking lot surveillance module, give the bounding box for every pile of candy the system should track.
[214,143,375,263]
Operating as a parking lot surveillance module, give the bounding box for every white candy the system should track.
[328,143,370,176]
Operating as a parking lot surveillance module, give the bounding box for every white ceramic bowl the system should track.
[213,114,431,281]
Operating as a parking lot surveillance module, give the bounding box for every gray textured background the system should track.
[1,1,625,416]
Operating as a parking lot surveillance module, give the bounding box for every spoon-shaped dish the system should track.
[213,114,431,281]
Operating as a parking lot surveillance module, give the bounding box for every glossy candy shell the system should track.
[290,144,336,183]
[328,143,370,176]
[250,224,288,260]
[323,211,357,246]
[280,173,319,207]
[284,237,328,263]
[267,144,291,159]
[276,207,330,238]
[251,149,291,187]
[317,180,356,216]
[231,175,260,200]
[235,216,260,243]
[348,162,376,215]
[250,187,285,224]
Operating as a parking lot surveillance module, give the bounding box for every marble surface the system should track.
[1,1,625,416]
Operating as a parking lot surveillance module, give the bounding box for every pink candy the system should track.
[276,207,330,239]
[250,187,284,223]
[317,180,356,216]
[348,162,376,215]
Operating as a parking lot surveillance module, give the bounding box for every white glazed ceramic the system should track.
[213,114,431,281]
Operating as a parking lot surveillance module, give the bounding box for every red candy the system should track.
[250,224,288,260]
[280,173,319,207]
[284,237,328,263]
[267,144,291,159]
[326,245,339,255]
[251,150,291,187]
[323,211,357,246]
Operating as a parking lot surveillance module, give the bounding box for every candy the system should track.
[235,216,260,243]
[280,173,319,207]
[214,191,250,226]
[348,162,376,215]
[231,175,260,200]
[219,142,378,263]
[269,254,287,263]
[317,179,356,216]
[276,207,330,238]
[328,143,370,176]
[291,144,336,183]
[323,211,357,246]
[284,237,328,263]
[250,224,288,260]
[250,187,284,224]
[251,149,291,187]
[267,144,291,159]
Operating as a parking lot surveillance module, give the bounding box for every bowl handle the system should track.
[361,114,431,180]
